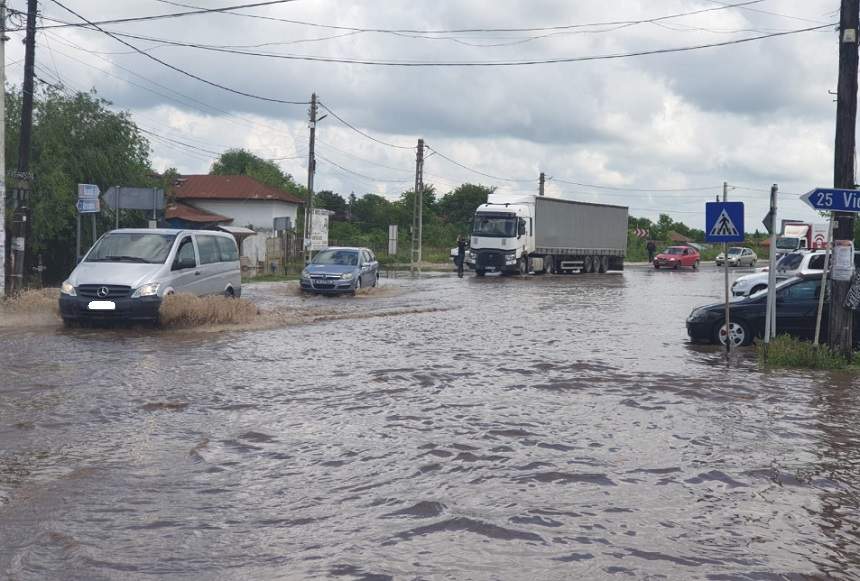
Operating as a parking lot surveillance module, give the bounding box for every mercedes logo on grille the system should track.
[97,286,110,298]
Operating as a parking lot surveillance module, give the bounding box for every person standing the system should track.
[646,240,657,263]
[456,234,467,278]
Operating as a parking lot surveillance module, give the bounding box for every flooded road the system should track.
[2,266,859,580]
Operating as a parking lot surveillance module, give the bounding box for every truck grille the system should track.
[475,251,507,267]
[77,284,132,299]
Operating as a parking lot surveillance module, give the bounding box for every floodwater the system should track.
[1,266,859,580]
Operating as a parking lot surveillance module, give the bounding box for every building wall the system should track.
[191,199,300,231]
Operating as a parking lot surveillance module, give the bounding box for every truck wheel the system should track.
[583,256,593,273]
[598,256,609,273]
[545,256,554,274]
[518,258,527,275]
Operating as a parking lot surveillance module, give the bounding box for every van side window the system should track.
[367,249,376,262]
[174,237,196,268]
[215,236,239,262]
[197,236,221,264]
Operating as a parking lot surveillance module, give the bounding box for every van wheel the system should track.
[476,269,485,277]
[224,287,235,298]
[372,274,378,288]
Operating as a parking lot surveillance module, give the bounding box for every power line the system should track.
[318,102,415,150]
[45,0,310,105]
[145,0,765,35]
[64,21,834,67]
[7,0,302,32]
[316,152,413,183]
[549,177,722,192]
[425,146,534,183]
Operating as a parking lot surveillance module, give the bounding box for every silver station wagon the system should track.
[59,228,241,325]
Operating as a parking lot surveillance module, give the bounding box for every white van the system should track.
[59,228,241,325]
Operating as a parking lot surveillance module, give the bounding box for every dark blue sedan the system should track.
[300,247,379,295]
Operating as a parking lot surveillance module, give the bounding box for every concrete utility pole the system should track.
[0,0,6,298]
[411,138,424,274]
[539,172,545,196]
[830,0,859,358]
[763,184,778,350]
[9,0,36,294]
[722,181,731,356]
[304,92,317,265]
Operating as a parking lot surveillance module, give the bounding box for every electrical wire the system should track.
[549,177,722,192]
[425,146,535,183]
[45,0,310,105]
[7,0,302,32]
[57,21,834,67]
[316,152,413,183]
[318,102,415,150]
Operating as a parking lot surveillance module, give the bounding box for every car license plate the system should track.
[88,300,116,311]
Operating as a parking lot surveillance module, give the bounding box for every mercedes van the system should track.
[59,228,241,325]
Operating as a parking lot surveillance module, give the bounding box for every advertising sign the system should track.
[832,240,855,282]
[310,209,330,251]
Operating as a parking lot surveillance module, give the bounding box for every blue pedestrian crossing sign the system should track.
[705,201,744,243]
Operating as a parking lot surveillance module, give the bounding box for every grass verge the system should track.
[757,334,856,370]
[1,288,59,315]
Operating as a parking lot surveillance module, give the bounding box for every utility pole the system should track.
[763,184,778,352]
[722,181,731,356]
[304,92,317,265]
[0,0,6,298]
[411,138,424,274]
[830,0,859,358]
[9,0,36,294]
[539,172,545,196]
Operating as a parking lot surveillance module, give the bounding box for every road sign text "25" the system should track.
[815,190,860,210]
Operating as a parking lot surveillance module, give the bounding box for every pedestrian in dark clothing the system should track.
[646,240,657,263]
[457,235,467,278]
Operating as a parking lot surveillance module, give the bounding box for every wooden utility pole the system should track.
[0,0,6,297]
[8,0,36,294]
[411,138,424,274]
[304,92,317,265]
[539,172,545,196]
[829,0,859,357]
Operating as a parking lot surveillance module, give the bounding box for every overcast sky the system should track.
[3,0,847,228]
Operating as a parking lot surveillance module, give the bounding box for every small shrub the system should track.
[757,334,850,370]
[1,288,60,315]
[159,294,258,328]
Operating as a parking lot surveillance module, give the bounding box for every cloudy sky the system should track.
[2,0,847,228]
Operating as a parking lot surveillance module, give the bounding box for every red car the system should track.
[654,246,700,270]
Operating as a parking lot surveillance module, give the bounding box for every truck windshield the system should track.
[473,214,516,238]
[776,237,800,250]
[86,233,177,264]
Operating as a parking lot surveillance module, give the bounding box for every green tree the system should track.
[210,149,303,195]
[5,86,153,281]
[314,190,348,218]
[437,183,494,227]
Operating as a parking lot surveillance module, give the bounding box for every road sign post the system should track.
[706,201,745,355]
[76,184,101,262]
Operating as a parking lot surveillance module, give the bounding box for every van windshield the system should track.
[86,233,177,264]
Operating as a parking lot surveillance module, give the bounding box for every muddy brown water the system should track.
[1,266,859,580]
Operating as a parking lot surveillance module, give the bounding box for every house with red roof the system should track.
[165,174,304,264]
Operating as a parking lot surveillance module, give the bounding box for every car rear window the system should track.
[807,254,826,270]
[777,254,803,271]
[215,236,239,262]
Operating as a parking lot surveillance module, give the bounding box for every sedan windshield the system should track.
[728,248,743,255]
[664,248,685,255]
[473,214,516,238]
[312,249,358,266]
[86,233,176,264]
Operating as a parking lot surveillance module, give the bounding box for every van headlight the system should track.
[301,269,310,280]
[131,283,160,298]
[340,272,354,280]
[60,281,76,296]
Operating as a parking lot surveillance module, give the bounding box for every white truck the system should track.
[776,221,828,256]
[468,193,628,276]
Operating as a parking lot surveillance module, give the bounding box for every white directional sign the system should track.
[76,199,100,213]
[77,183,100,200]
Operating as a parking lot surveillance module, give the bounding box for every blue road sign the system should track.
[800,188,860,212]
[76,199,100,213]
[705,201,744,243]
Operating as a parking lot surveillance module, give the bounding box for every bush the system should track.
[757,334,850,369]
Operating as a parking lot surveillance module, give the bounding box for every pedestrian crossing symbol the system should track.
[705,201,744,243]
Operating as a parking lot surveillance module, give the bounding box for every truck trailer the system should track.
[469,194,628,276]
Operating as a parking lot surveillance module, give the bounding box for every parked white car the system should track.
[731,251,827,296]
